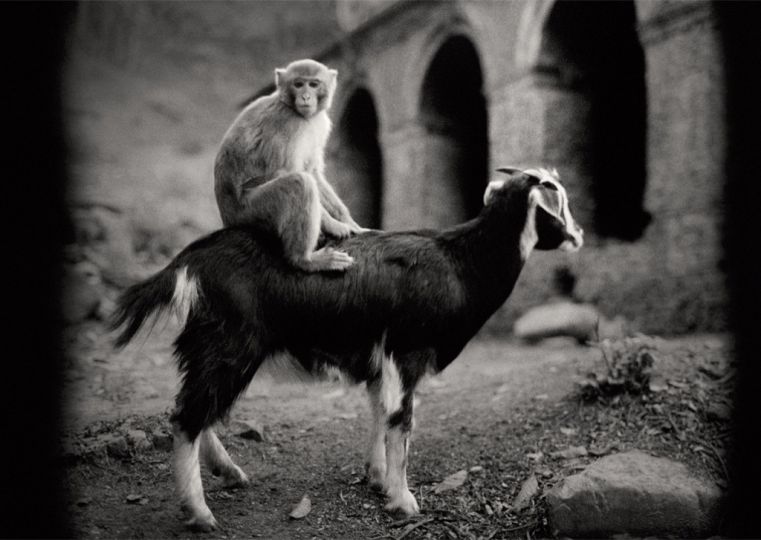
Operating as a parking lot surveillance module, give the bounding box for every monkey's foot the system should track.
[306,247,354,272]
[323,219,354,239]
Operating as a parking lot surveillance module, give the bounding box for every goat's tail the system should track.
[109,263,198,348]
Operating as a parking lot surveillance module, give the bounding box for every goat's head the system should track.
[485,167,584,254]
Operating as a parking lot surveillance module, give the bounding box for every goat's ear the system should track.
[530,184,564,219]
[483,179,506,205]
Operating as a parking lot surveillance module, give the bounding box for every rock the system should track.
[151,429,173,452]
[546,450,721,538]
[289,494,311,519]
[513,301,600,343]
[126,429,151,451]
[101,434,130,459]
[706,400,732,421]
[434,469,468,494]
[550,446,588,459]
[235,420,266,442]
[94,294,117,322]
[512,474,539,511]
[84,208,142,287]
[61,270,103,323]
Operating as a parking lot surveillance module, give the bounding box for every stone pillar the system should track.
[379,121,429,230]
[638,2,728,330]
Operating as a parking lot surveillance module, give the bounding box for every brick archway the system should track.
[328,87,384,229]
[417,35,488,227]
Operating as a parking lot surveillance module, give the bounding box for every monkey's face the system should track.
[289,78,327,118]
[276,59,338,119]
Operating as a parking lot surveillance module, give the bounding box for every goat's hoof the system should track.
[384,490,420,516]
[366,464,387,492]
[222,467,250,488]
[369,478,387,493]
[185,512,218,532]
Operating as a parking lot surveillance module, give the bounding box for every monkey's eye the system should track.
[308,81,319,89]
[294,81,304,89]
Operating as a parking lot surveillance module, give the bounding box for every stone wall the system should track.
[64,1,731,335]
[320,0,729,334]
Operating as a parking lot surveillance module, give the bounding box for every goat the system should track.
[110,167,583,530]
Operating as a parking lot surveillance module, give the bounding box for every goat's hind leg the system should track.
[171,325,265,530]
[200,428,249,488]
[172,422,217,531]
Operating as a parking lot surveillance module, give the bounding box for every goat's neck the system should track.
[443,192,532,321]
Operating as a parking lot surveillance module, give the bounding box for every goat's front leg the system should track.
[200,428,249,488]
[384,392,419,515]
[365,380,387,491]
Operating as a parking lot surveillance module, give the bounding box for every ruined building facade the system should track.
[320,0,729,334]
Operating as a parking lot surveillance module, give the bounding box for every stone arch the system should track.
[518,0,650,241]
[417,34,489,227]
[328,86,384,229]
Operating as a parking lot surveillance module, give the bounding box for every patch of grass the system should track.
[577,335,656,402]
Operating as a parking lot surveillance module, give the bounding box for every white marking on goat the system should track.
[366,381,387,491]
[524,168,584,253]
[520,194,539,261]
[172,267,199,323]
[483,179,505,206]
[380,355,403,416]
[384,427,419,514]
[369,334,387,377]
[172,425,215,527]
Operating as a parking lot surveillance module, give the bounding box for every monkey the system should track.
[214,59,365,272]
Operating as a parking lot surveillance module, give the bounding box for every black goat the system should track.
[111,167,583,530]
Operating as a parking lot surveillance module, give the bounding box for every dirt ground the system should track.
[61,320,732,539]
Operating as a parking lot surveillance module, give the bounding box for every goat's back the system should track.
[175,226,468,349]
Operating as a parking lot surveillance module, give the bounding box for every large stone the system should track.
[61,270,103,324]
[546,450,722,538]
[513,301,600,342]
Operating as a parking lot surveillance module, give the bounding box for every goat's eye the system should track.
[541,181,559,191]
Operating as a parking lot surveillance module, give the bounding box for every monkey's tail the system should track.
[108,265,180,348]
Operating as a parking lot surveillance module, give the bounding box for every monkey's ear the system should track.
[275,68,286,87]
[329,69,338,84]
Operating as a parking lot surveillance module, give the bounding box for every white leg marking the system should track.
[384,426,419,515]
[172,267,199,323]
[369,335,387,376]
[366,382,387,491]
[380,355,403,415]
[200,429,249,488]
[173,424,217,531]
